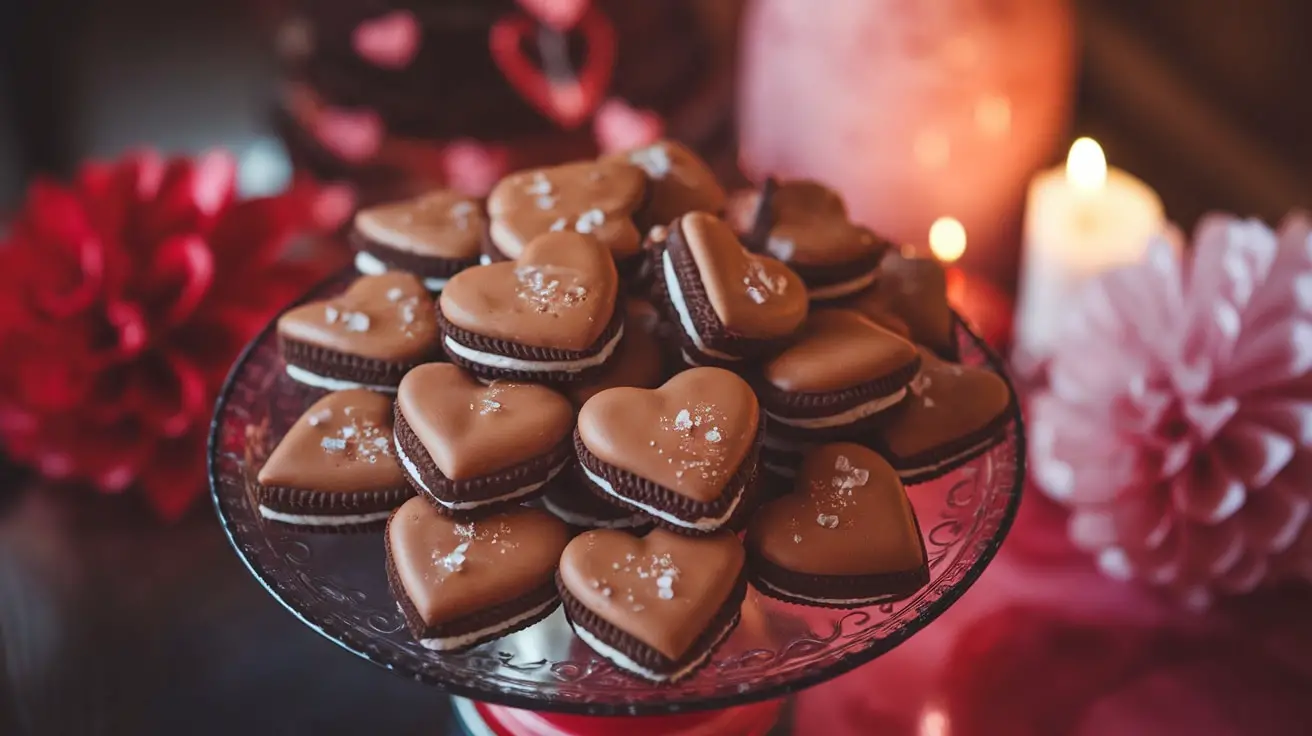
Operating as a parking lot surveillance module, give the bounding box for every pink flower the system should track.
[1029,214,1312,606]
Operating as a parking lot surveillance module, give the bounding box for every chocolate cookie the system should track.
[351,190,487,291]
[278,272,438,391]
[386,498,569,651]
[438,231,623,383]
[541,481,652,532]
[756,309,920,441]
[575,367,763,535]
[393,363,574,516]
[746,443,928,607]
[255,389,411,531]
[652,212,807,367]
[872,348,1013,484]
[838,249,957,360]
[726,180,890,301]
[602,140,726,226]
[487,160,648,278]
[557,528,746,682]
[565,298,667,407]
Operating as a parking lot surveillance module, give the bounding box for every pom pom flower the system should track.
[1029,214,1312,607]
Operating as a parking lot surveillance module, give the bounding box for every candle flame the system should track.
[1066,137,1107,192]
[929,217,967,264]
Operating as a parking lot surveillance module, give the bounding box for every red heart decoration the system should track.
[517,0,591,31]
[489,9,615,129]
[312,107,385,163]
[441,139,511,196]
[352,10,422,70]
[594,98,665,153]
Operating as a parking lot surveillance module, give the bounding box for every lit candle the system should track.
[1014,138,1164,365]
[930,216,1014,349]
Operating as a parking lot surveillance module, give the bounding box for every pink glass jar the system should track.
[738,0,1075,288]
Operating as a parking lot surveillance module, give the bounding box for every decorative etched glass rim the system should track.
[208,269,1025,715]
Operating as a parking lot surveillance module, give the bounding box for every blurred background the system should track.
[1,0,1309,222]
[1,0,1311,734]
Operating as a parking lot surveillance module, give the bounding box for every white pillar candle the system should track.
[1015,138,1165,364]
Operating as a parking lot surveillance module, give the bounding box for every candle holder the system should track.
[209,270,1025,735]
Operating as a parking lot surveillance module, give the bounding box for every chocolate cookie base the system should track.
[874,403,1014,485]
[385,525,560,651]
[557,568,747,682]
[254,482,413,534]
[279,335,437,391]
[787,247,889,300]
[349,229,485,285]
[653,224,799,363]
[573,421,764,537]
[542,479,653,532]
[748,554,929,609]
[436,306,624,385]
[393,409,571,518]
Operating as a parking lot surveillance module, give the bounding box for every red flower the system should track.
[0,151,326,520]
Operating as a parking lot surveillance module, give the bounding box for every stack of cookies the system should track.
[252,141,1014,683]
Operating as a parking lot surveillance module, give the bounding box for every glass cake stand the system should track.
[209,270,1025,735]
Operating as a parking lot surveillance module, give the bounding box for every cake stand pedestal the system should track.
[455,697,783,736]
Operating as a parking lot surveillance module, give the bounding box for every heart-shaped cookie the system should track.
[255,389,410,529]
[601,140,725,226]
[386,497,570,650]
[558,528,746,681]
[840,249,956,359]
[746,443,927,607]
[874,348,1012,483]
[487,159,646,263]
[396,363,574,481]
[657,213,807,364]
[352,191,487,290]
[577,367,759,504]
[763,309,919,394]
[757,309,921,437]
[440,230,619,352]
[727,181,889,300]
[278,273,438,390]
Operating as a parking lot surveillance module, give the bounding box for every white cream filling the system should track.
[417,596,559,651]
[580,464,743,531]
[353,249,388,275]
[443,326,623,374]
[898,437,998,479]
[478,254,493,266]
[541,495,649,529]
[284,364,398,393]
[805,268,880,301]
[572,613,739,683]
[354,251,450,291]
[755,576,908,606]
[258,506,393,526]
[766,387,907,429]
[395,434,566,509]
[662,249,741,362]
